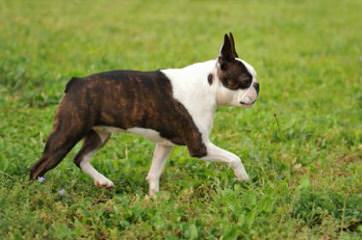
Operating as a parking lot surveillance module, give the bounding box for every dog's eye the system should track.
[239,76,252,89]
[226,79,241,90]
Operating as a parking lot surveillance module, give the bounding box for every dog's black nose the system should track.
[253,82,260,95]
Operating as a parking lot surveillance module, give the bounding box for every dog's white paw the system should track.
[148,189,159,198]
[234,169,250,182]
[236,174,250,182]
[94,178,114,189]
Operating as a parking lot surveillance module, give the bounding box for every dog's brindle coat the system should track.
[31,71,206,178]
[30,33,259,195]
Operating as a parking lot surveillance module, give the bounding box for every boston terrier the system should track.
[30,33,259,196]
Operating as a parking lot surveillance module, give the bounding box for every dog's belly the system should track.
[93,126,174,146]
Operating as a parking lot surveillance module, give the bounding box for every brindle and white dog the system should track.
[30,33,259,196]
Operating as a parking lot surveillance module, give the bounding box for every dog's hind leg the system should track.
[30,127,86,180]
[30,94,93,180]
[74,129,113,188]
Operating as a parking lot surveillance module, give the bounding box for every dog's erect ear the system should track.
[228,32,238,58]
[219,34,235,62]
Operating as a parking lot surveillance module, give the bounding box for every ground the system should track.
[0,0,361,239]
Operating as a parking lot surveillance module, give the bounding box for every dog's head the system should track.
[214,33,259,108]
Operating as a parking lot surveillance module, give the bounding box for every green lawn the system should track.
[0,0,361,239]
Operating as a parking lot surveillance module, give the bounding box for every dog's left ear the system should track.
[219,34,234,62]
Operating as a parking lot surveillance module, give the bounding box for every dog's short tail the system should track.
[64,77,81,93]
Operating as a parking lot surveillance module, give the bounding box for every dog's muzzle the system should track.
[239,82,259,107]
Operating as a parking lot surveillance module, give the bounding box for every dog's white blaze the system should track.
[237,58,257,78]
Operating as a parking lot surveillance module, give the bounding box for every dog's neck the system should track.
[161,59,220,135]
[162,59,221,105]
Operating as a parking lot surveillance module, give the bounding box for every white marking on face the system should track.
[237,58,257,78]
[238,58,258,107]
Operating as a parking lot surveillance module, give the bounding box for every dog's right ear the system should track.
[219,34,235,61]
[218,34,236,70]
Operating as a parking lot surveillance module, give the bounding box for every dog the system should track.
[30,33,259,196]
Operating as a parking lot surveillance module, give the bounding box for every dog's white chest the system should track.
[161,61,217,138]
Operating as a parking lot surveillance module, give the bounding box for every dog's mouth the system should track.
[240,100,256,106]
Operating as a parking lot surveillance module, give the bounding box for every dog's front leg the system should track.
[146,144,173,196]
[202,142,249,181]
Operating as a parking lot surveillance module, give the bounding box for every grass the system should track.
[0,0,361,239]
